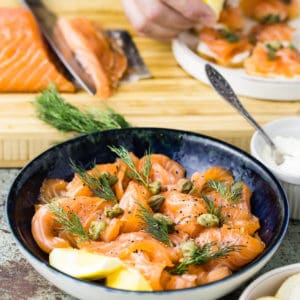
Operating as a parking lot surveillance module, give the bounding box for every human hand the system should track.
[122,0,217,40]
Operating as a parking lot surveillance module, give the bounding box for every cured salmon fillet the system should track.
[56,17,127,99]
[0,8,74,93]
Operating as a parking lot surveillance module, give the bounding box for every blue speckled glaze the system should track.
[6,128,289,297]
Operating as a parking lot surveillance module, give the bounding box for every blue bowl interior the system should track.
[6,128,289,279]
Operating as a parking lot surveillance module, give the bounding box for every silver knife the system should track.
[20,0,152,95]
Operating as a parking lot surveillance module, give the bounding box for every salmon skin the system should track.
[32,153,265,291]
[0,8,74,93]
[21,0,151,98]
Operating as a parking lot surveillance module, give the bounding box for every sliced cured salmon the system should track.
[0,8,74,93]
[56,17,127,99]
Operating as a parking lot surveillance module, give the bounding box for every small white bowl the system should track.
[239,263,300,300]
[250,117,300,220]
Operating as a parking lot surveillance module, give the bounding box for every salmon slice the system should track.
[39,179,67,203]
[250,23,295,43]
[161,271,197,290]
[118,181,152,233]
[191,166,234,195]
[197,27,252,67]
[195,227,265,271]
[240,0,289,22]
[161,191,207,237]
[204,181,260,235]
[56,17,127,99]
[0,8,74,93]
[139,154,186,188]
[244,43,300,77]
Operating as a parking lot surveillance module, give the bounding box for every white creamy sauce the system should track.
[261,136,300,178]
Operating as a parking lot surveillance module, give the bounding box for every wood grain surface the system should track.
[0,0,300,167]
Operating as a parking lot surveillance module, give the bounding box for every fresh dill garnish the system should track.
[261,14,281,24]
[34,85,130,134]
[218,28,240,43]
[207,180,243,203]
[201,193,225,225]
[108,146,151,188]
[48,202,88,241]
[170,242,239,275]
[265,42,282,60]
[70,161,118,202]
[141,149,152,187]
[137,203,172,246]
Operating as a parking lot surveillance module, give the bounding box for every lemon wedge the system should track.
[203,0,226,17]
[106,267,152,291]
[49,248,123,280]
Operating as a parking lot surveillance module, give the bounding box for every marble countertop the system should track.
[1,169,299,300]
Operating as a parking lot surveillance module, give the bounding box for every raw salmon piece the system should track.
[244,43,300,77]
[197,27,252,67]
[195,227,265,271]
[118,181,152,233]
[56,17,127,99]
[139,154,186,187]
[39,179,67,203]
[250,23,295,43]
[161,191,207,237]
[0,8,74,93]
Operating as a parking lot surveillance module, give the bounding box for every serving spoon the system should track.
[205,64,284,165]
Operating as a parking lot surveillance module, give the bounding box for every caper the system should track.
[153,213,175,233]
[178,179,194,194]
[88,220,107,240]
[148,195,165,212]
[197,213,219,227]
[148,181,162,195]
[179,240,197,258]
[100,172,118,186]
[104,204,124,219]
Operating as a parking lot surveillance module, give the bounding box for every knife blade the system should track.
[20,0,152,95]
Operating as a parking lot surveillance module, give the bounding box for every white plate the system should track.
[172,31,300,101]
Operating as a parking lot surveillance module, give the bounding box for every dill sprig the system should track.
[218,28,240,43]
[207,180,242,203]
[202,193,225,225]
[137,203,172,246]
[70,161,118,202]
[34,85,130,134]
[48,202,88,241]
[108,146,151,188]
[171,242,239,275]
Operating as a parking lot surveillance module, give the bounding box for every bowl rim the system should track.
[250,116,300,185]
[5,127,290,295]
[239,263,300,299]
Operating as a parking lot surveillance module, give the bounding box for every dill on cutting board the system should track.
[34,85,130,134]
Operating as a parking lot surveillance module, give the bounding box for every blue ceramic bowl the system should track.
[6,128,289,300]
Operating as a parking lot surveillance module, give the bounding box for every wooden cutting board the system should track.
[0,0,300,167]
